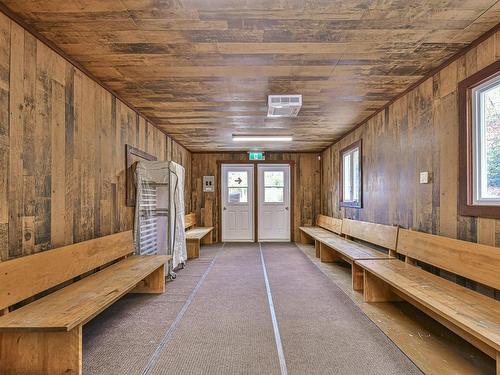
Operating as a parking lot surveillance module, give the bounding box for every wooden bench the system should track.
[0,231,170,375]
[299,214,343,257]
[355,229,500,372]
[300,216,396,290]
[185,213,214,259]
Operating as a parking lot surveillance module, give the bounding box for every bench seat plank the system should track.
[186,227,214,240]
[298,226,334,240]
[0,255,170,333]
[321,236,391,261]
[356,259,500,353]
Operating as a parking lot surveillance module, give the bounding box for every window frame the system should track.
[459,59,500,218]
[339,139,363,209]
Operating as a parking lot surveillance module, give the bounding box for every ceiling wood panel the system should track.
[1,0,499,151]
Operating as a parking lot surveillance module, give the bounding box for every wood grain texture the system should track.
[321,30,500,296]
[191,152,321,242]
[316,214,342,234]
[0,255,169,332]
[0,325,82,375]
[0,231,133,310]
[0,13,191,261]
[397,229,500,290]
[357,259,500,356]
[0,1,498,151]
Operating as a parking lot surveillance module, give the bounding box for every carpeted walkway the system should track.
[84,242,422,375]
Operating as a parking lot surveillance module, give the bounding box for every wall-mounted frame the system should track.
[126,145,157,207]
[459,60,500,218]
[339,139,363,209]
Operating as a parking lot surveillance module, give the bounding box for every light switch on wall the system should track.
[203,176,215,192]
[420,171,430,184]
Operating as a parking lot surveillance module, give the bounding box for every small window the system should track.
[459,60,500,218]
[340,140,362,208]
[472,75,500,204]
[227,171,248,203]
[264,171,284,203]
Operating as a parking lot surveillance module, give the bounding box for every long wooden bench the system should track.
[0,231,170,375]
[299,214,343,257]
[355,229,500,372]
[300,216,397,290]
[185,213,214,259]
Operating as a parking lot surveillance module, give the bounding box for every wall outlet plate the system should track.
[420,171,430,184]
[203,176,215,192]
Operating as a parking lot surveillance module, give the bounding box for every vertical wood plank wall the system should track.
[191,152,321,242]
[0,14,191,261]
[321,32,500,257]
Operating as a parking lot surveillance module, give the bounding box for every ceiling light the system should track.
[232,135,293,142]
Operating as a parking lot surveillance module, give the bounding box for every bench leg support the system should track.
[363,270,402,302]
[352,263,364,291]
[300,231,314,245]
[131,264,166,294]
[187,239,200,259]
[315,240,320,258]
[0,325,82,375]
[320,243,341,263]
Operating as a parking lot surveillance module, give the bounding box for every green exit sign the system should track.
[249,152,265,160]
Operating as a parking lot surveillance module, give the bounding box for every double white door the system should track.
[221,163,290,242]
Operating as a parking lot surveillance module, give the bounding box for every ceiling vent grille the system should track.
[267,95,302,118]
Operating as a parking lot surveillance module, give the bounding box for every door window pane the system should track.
[473,74,500,204]
[264,171,284,187]
[228,187,248,203]
[264,171,285,202]
[265,187,284,203]
[228,171,248,187]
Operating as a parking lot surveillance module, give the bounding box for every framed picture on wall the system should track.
[339,139,362,208]
[126,145,157,207]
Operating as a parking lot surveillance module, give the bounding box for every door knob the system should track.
[223,207,227,210]
[285,207,289,210]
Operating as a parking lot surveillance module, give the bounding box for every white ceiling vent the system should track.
[267,95,302,118]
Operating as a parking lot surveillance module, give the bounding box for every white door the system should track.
[258,164,291,241]
[221,164,254,241]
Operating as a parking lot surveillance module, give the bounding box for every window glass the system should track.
[343,153,352,201]
[264,171,285,202]
[227,171,248,203]
[473,75,500,204]
[264,171,284,187]
[228,187,248,203]
[228,171,248,187]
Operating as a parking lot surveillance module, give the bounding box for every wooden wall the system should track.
[0,13,191,261]
[321,31,500,246]
[191,152,321,243]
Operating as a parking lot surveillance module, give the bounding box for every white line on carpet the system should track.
[259,242,288,375]
[141,243,225,375]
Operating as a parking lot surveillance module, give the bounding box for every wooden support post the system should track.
[187,239,200,259]
[130,264,165,294]
[352,263,364,291]
[0,325,82,375]
[496,352,499,375]
[201,233,213,245]
[320,243,341,263]
[315,240,320,258]
[300,231,314,244]
[363,270,402,302]
[405,256,417,266]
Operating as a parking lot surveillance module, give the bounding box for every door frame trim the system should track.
[217,160,295,242]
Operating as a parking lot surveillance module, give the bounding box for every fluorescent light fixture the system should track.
[232,135,293,142]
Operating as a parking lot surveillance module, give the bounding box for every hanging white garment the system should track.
[169,161,187,269]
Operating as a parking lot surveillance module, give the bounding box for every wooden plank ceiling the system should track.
[1,0,499,152]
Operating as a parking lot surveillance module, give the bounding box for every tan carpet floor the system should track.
[83,242,422,375]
